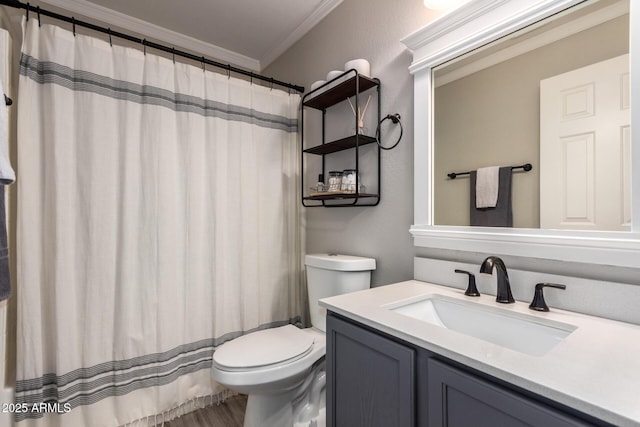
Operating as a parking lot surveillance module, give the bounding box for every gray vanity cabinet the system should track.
[326,312,415,427]
[427,358,592,426]
[327,311,608,427]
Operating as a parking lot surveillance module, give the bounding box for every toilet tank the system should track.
[305,254,376,332]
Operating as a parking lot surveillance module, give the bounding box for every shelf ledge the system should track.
[304,135,377,155]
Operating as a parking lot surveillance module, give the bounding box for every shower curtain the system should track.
[15,18,302,426]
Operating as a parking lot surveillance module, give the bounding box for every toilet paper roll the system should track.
[344,59,370,76]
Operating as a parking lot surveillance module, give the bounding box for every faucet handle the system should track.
[529,283,566,312]
[454,269,480,297]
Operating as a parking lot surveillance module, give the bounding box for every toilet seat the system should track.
[214,325,315,371]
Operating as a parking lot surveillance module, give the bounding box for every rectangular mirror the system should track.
[433,0,629,230]
[402,0,640,267]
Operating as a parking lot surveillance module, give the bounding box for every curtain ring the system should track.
[227,64,231,79]
[36,6,41,27]
[250,73,253,85]
[72,17,76,36]
[108,28,112,47]
[270,78,274,91]
[201,56,206,72]
[26,3,29,21]
[172,47,175,64]
[142,39,146,55]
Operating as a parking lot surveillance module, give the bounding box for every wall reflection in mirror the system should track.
[433,0,629,231]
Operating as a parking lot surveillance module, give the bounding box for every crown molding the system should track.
[401,0,510,52]
[260,0,343,69]
[37,0,261,71]
[402,0,585,75]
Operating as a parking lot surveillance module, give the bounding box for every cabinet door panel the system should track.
[427,359,593,427]
[327,314,415,427]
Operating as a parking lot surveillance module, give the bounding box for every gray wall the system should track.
[264,0,438,286]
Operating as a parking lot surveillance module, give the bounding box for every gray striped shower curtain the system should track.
[15,17,302,427]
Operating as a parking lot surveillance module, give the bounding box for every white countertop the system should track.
[320,280,640,427]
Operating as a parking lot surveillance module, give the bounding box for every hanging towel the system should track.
[470,167,513,227]
[0,79,15,184]
[475,166,499,208]
[0,78,13,301]
[0,184,9,301]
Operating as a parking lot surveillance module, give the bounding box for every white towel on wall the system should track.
[475,166,499,208]
[0,78,15,184]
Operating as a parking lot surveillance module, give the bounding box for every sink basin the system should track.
[386,294,576,356]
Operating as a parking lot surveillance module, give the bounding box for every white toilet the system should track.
[211,253,376,427]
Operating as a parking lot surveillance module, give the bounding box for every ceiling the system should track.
[39,0,343,71]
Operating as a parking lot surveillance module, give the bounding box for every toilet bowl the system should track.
[211,254,375,427]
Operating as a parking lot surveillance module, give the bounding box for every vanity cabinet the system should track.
[427,358,592,427]
[326,311,415,426]
[326,312,609,427]
[301,71,381,207]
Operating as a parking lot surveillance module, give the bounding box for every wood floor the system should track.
[161,395,247,427]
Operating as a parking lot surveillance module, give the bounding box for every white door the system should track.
[540,54,630,231]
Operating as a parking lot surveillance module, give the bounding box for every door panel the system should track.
[540,54,630,230]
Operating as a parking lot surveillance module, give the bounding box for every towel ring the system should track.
[375,113,403,150]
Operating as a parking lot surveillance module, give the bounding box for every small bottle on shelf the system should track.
[316,174,325,192]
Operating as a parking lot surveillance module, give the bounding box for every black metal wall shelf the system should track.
[304,75,380,110]
[301,70,381,207]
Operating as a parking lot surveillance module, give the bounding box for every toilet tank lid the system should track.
[305,254,376,271]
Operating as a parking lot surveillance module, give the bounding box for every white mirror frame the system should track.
[402,0,640,268]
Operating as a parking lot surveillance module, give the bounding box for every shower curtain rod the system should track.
[0,0,305,93]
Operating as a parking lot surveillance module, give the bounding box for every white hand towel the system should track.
[475,166,499,208]
[0,78,14,184]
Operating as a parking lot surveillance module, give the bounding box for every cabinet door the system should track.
[327,314,415,427]
[427,358,594,427]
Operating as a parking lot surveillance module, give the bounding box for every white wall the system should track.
[264,0,439,286]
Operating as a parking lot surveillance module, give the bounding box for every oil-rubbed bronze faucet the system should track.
[529,283,566,312]
[479,256,515,303]
[454,269,480,297]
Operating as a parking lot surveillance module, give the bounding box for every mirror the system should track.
[402,0,640,268]
[432,0,629,230]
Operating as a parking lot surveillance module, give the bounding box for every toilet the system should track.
[211,253,376,427]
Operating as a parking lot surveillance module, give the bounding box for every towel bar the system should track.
[448,163,532,180]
